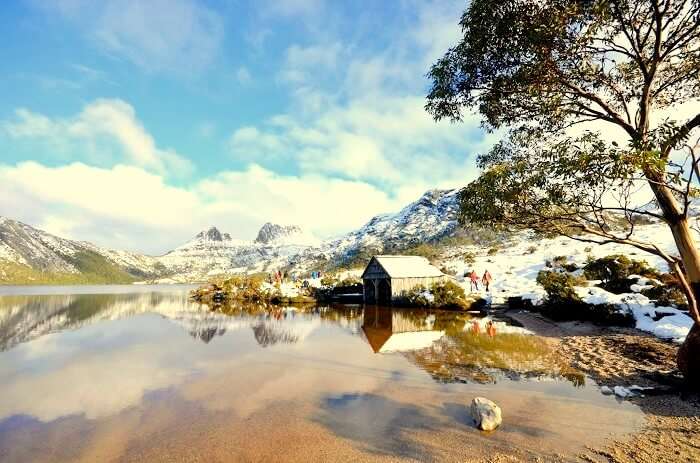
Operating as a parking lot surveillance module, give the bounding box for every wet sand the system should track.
[510,311,700,462]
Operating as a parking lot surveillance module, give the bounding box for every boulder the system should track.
[470,397,502,431]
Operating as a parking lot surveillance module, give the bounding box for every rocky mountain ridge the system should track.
[0,188,462,283]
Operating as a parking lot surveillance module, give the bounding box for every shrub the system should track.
[487,247,499,256]
[525,245,537,254]
[583,254,659,281]
[583,254,661,294]
[641,282,688,309]
[536,270,582,305]
[405,285,432,306]
[405,280,470,309]
[431,280,468,308]
[463,252,476,264]
[220,275,267,300]
[320,274,339,287]
[535,270,633,326]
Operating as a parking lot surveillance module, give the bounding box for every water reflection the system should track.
[0,287,641,462]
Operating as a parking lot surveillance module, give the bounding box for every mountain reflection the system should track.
[0,290,581,385]
[251,322,299,347]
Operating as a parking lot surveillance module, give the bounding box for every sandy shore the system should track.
[509,311,700,462]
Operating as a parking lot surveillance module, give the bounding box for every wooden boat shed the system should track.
[362,255,447,304]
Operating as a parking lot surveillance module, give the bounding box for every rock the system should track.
[613,386,631,398]
[677,322,700,387]
[600,386,613,395]
[470,397,502,431]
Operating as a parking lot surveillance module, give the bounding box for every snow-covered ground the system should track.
[440,221,693,343]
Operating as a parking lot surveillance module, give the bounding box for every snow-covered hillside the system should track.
[288,188,461,270]
[0,216,163,281]
[438,223,694,343]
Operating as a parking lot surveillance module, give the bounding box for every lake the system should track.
[0,285,643,462]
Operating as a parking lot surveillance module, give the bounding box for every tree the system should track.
[426,0,700,380]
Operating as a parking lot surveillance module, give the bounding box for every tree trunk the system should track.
[668,219,700,323]
[647,178,700,383]
[668,219,700,384]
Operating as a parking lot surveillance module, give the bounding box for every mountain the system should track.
[255,223,318,246]
[0,188,462,284]
[293,188,461,268]
[158,223,319,280]
[0,217,163,284]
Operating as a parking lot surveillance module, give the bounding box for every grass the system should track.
[0,252,138,285]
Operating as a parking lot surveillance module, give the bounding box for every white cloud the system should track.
[229,126,285,159]
[32,0,224,73]
[0,161,405,254]
[229,95,489,189]
[2,99,193,176]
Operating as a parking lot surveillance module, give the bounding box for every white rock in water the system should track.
[470,397,502,431]
[600,386,613,395]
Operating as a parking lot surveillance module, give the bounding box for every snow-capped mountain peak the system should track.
[254,223,318,246]
[195,226,232,242]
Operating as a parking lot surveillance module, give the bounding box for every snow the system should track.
[371,255,444,278]
[628,305,693,343]
[440,220,694,343]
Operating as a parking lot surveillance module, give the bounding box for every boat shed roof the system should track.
[362,255,444,279]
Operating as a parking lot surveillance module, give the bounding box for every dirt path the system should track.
[507,311,700,462]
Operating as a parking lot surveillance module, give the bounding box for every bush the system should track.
[487,247,499,256]
[583,254,659,281]
[525,245,537,254]
[431,280,468,308]
[320,274,339,286]
[536,270,582,305]
[405,280,470,309]
[220,275,267,300]
[583,254,661,294]
[405,285,432,306]
[463,252,476,263]
[640,282,688,309]
[535,270,633,326]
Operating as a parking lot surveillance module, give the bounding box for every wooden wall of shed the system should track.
[390,276,448,299]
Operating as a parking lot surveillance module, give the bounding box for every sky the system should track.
[0,0,494,255]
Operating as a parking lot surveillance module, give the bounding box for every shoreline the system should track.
[509,311,700,462]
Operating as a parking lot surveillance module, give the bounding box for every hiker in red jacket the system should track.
[469,270,479,291]
[482,270,493,292]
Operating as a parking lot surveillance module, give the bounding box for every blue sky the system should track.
[0,0,493,254]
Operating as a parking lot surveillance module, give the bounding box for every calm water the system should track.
[0,285,642,462]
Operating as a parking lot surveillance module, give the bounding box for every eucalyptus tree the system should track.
[426,0,700,380]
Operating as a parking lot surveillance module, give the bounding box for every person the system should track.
[486,320,496,337]
[471,320,481,335]
[469,270,480,291]
[482,270,493,292]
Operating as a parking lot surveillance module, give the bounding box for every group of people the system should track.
[465,269,493,292]
[268,270,323,286]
